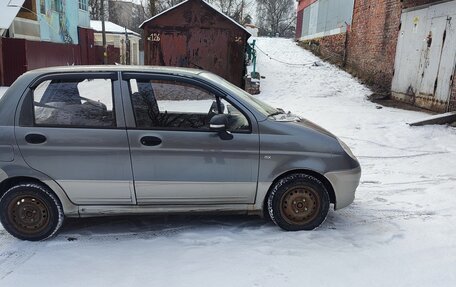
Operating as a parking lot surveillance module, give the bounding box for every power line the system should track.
[254,44,316,66]
[255,43,338,67]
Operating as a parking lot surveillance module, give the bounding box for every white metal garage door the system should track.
[392,1,456,112]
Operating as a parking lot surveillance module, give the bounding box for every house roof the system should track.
[139,0,251,35]
[90,20,141,37]
[0,0,26,29]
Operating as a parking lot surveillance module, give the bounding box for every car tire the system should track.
[267,174,330,231]
[0,183,64,241]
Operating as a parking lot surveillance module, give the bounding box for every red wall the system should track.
[95,45,120,65]
[296,9,304,39]
[298,0,318,11]
[0,28,97,86]
[25,41,82,70]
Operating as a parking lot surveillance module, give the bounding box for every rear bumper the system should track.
[325,166,361,210]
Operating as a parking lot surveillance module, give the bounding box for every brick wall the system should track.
[299,33,347,66]
[345,0,402,89]
[450,74,456,112]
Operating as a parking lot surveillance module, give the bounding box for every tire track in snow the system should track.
[0,233,41,280]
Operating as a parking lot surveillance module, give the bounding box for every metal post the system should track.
[101,0,108,64]
[252,39,257,76]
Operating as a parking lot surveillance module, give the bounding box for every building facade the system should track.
[8,0,90,44]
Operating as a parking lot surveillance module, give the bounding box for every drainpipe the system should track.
[343,22,350,67]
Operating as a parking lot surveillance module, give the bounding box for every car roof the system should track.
[25,65,205,77]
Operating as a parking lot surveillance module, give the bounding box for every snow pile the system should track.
[1,39,456,287]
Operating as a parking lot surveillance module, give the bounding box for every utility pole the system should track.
[101,0,108,64]
[240,0,244,24]
[125,27,130,65]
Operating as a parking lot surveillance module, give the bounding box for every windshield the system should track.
[200,72,280,117]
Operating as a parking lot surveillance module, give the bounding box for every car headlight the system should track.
[337,138,357,160]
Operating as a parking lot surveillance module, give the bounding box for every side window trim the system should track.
[121,72,253,134]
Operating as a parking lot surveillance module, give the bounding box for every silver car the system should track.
[0,66,361,241]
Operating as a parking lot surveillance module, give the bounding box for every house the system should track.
[0,0,94,86]
[296,0,456,113]
[91,20,142,65]
[140,0,251,88]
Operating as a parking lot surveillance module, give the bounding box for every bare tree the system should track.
[89,0,109,20]
[207,0,254,24]
[138,0,251,24]
[138,0,183,18]
[257,0,296,37]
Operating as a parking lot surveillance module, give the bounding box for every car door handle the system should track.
[140,136,162,146]
[25,133,47,144]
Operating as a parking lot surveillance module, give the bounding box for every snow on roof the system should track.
[90,20,141,37]
[139,0,251,35]
[0,0,26,29]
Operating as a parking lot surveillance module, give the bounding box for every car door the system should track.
[121,72,260,205]
[15,72,135,205]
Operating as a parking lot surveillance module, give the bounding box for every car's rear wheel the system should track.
[268,174,329,231]
[0,183,64,241]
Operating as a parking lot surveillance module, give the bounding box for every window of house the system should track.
[40,0,45,14]
[79,0,88,11]
[33,78,115,128]
[128,79,250,132]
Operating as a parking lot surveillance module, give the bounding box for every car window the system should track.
[33,78,115,128]
[129,79,250,132]
[201,72,279,117]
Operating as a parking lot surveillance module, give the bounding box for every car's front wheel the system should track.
[0,183,64,241]
[268,174,330,231]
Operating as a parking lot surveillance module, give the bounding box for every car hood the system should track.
[295,118,336,139]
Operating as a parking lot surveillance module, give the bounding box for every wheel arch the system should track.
[0,176,79,217]
[262,169,336,217]
[0,177,57,201]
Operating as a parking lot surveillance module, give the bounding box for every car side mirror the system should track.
[209,114,233,140]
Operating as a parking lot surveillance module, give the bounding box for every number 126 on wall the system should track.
[147,33,161,42]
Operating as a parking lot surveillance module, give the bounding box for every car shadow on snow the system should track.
[55,206,374,243]
[57,214,275,241]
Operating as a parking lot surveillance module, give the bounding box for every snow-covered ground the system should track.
[1,38,456,286]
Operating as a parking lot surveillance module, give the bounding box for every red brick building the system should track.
[296,0,456,112]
